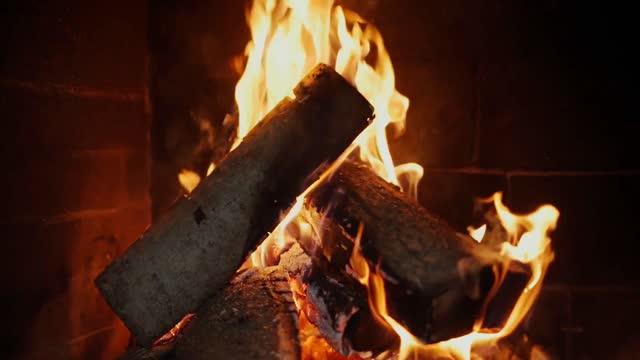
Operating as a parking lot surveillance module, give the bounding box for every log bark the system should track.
[280,244,393,356]
[175,267,299,360]
[95,64,373,346]
[119,344,176,360]
[310,161,492,299]
[306,161,498,344]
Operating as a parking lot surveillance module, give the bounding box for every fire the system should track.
[230,0,422,268]
[350,193,559,360]
[179,0,420,195]
[362,193,560,360]
[177,169,201,194]
[233,0,416,184]
[177,163,215,194]
[468,224,487,243]
[178,0,560,358]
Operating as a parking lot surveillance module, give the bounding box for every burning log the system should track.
[95,64,373,346]
[175,267,299,360]
[306,161,498,345]
[311,161,492,299]
[281,237,395,356]
[119,343,176,360]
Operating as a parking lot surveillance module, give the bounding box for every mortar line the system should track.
[471,60,482,165]
[67,325,115,345]
[0,202,150,225]
[422,167,640,177]
[1,79,143,102]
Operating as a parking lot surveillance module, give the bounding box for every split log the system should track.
[310,161,493,299]
[95,64,373,346]
[306,161,498,344]
[175,267,299,360]
[281,234,395,356]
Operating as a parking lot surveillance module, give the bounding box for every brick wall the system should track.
[149,1,638,359]
[1,1,149,359]
[377,2,639,359]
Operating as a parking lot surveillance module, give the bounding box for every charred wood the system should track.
[306,161,499,345]
[95,64,373,346]
[310,161,492,299]
[119,344,175,360]
[175,267,299,360]
[280,244,395,355]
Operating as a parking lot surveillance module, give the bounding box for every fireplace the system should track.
[2,1,638,359]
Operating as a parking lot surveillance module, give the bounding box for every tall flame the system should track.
[353,193,559,360]
[234,0,416,185]
[230,0,423,268]
[178,0,420,195]
[179,0,560,358]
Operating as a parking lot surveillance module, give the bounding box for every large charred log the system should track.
[95,64,373,346]
[175,267,299,360]
[305,161,498,345]
[310,161,493,298]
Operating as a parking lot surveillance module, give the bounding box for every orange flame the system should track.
[180,0,560,358]
[232,0,422,268]
[351,193,559,360]
[233,0,418,185]
[178,163,215,194]
[468,224,487,243]
[177,169,201,194]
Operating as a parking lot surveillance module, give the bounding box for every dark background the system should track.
[1,0,638,359]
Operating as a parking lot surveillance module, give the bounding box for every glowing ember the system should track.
[468,224,487,243]
[177,163,215,194]
[154,314,195,345]
[177,169,201,194]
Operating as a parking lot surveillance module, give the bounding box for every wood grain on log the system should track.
[175,267,299,360]
[311,161,491,299]
[306,161,497,344]
[95,64,373,346]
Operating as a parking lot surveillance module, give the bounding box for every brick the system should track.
[151,158,183,220]
[416,171,507,231]
[0,85,147,153]
[0,0,146,89]
[509,175,640,285]
[2,150,139,219]
[390,61,476,168]
[570,289,640,359]
[477,59,636,170]
[356,1,561,62]
[125,149,151,205]
[0,206,149,358]
[363,1,635,65]
[365,0,490,62]
[150,0,246,80]
[1,206,149,293]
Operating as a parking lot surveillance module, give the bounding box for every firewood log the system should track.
[310,161,493,299]
[119,344,176,360]
[95,64,373,346]
[306,161,498,344]
[280,244,394,355]
[175,267,299,360]
[281,230,396,356]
